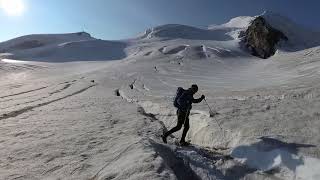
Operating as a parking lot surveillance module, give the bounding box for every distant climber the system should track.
[162,84,205,146]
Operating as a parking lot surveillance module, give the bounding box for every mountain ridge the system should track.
[1,12,320,61]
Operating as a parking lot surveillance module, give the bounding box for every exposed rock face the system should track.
[242,16,288,59]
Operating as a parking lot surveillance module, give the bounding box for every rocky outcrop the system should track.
[242,16,288,59]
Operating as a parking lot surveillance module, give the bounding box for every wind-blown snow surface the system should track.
[1,15,320,180]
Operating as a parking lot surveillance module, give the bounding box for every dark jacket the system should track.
[177,89,203,112]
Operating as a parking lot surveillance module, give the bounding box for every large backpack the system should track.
[173,87,186,109]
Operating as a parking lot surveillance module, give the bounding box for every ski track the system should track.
[0,86,48,99]
[0,81,78,111]
[0,84,96,120]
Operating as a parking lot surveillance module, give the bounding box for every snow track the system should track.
[0,86,48,99]
[0,84,96,120]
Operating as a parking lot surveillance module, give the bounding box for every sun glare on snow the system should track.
[0,0,25,16]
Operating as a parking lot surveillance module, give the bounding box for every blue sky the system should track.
[0,0,319,41]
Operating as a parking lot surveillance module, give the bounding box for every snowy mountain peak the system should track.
[0,32,128,62]
[139,24,233,41]
[0,32,94,53]
[223,16,255,28]
[213,16,255,29]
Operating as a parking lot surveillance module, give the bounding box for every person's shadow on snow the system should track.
[231,137,316,173]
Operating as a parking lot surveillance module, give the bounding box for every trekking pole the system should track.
[204,98,215,117]
[204,98,223,131]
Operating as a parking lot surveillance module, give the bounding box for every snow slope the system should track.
[0,32,93,51]
[0,32,127,62]
[1,13,320,180]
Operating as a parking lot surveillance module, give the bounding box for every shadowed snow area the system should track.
[231,137,318,179]
[1,13,320,180]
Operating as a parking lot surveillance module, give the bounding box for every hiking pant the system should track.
[164,109,190,142]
